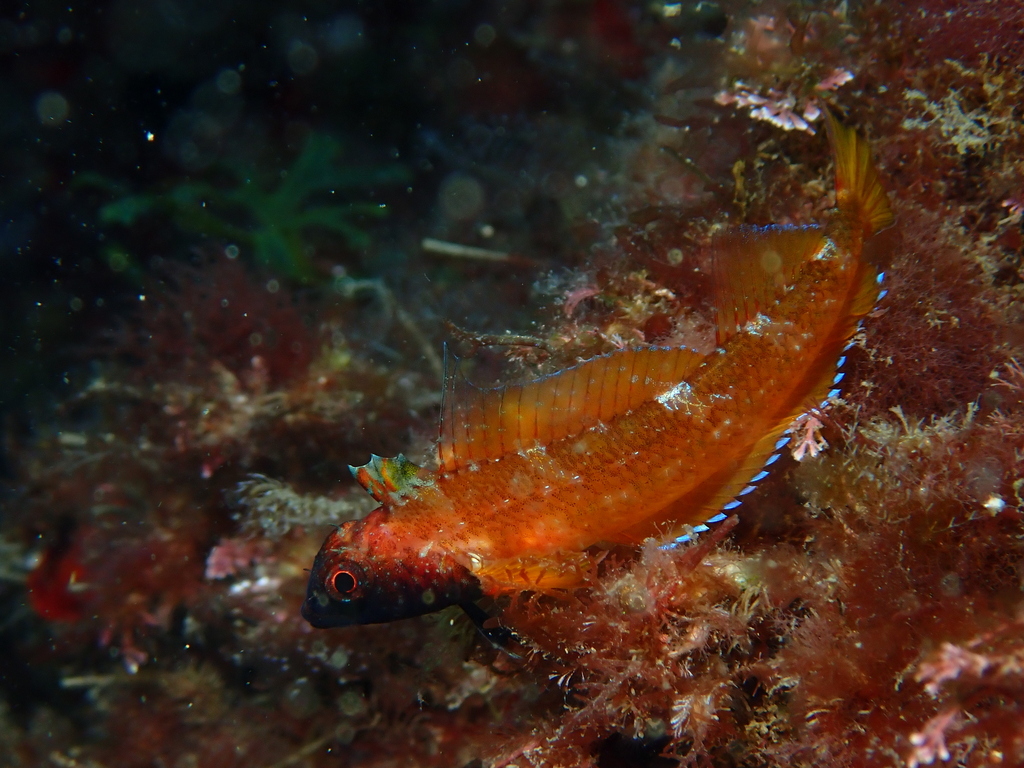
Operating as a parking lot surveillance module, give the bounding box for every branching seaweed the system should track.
[80,133,410,280]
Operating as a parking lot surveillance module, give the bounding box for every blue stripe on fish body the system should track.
[663,523,711,548]
[832,372,845,385]
[661,505,735,550]
[751,470,770,482]
[775,436,791,450]
[723,499,743,510]
[877,271,886,284]
[837,355,846,368]
[764,453,781,466]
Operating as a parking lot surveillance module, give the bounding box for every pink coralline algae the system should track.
[714,67,854,134]
[714,83,823,133]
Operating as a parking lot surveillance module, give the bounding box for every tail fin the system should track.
[824,110,894,237]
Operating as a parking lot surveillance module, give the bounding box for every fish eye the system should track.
[328,568,359,599]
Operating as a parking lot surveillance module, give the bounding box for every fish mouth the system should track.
[300,597,325,627]
[300,588,359,629]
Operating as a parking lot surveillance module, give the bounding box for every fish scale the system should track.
[300,111,894,631]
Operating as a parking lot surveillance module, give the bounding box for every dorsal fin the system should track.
[438,347,706,473]
[713,225,826,345]
[350,454,429,504]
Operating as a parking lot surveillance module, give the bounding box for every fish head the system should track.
[301,511,482,628]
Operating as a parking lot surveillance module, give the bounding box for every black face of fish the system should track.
[300,527,483,628]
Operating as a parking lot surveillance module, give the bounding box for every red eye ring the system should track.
[329,568,358,597]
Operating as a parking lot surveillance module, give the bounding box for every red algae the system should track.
[4,2,1024,768]
[840,205,1002,420]
[899,0,1024,68]
[116,254,315,389]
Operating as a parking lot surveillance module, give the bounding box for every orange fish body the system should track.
[302,114,893,630]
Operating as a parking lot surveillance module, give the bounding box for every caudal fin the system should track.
[824,110,894,237]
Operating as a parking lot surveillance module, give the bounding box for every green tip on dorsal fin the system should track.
[350,454,428,504]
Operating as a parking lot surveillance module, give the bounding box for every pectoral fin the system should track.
[472,551,592,592]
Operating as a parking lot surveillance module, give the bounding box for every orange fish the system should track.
[301,113,893,635]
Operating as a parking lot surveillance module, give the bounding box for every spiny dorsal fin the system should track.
[713,225,826,345]
[438,347,706,473]
[350,454,429,504]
